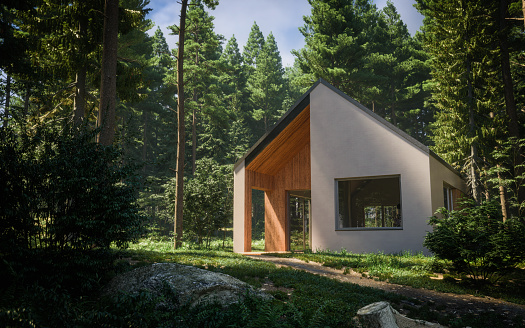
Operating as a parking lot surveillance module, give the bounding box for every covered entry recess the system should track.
[233,96,311,252]
[288,190,311,251]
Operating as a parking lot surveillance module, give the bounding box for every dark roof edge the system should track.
[233,80,320,170]
[317,79,430,155]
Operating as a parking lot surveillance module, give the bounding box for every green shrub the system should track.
[0,124,146,253]
[424,199,525,282]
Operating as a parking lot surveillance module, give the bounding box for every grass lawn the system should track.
[272,249,525,306]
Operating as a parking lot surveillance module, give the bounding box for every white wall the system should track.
[233,161,245,253]
[309,83,434,254]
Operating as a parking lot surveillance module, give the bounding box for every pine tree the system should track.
[243,22,265,71]
[182,3,224,174]
[169,0,219,249]
[220,36,252,164]
[247,32,285,134]
[292,0,381,101]
[417,0,503,203]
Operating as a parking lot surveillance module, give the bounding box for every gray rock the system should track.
[103,262,271,308]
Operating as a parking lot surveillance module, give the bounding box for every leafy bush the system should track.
[424,199,525,282]
[0,124,146,253]
[165,157,233,246]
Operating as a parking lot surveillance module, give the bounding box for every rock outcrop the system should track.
[103,262,271,308]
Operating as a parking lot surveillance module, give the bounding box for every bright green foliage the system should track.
[293,0,381,98]
[293,0,432,142]
[416,0,507,201]
[247,32,285,134]
[487,138,525,216]
[243,22,265,70]
[0,124,146,253]
[168,158,232,246]
[424,199,525,282]
[365,2,431,137]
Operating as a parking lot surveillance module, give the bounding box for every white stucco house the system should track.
[233,79,466,254]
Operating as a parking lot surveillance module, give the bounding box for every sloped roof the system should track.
[234,79,460,177]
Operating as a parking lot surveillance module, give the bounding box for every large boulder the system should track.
[103,262,271,308]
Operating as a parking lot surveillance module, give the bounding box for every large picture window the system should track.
[337,176,401,229]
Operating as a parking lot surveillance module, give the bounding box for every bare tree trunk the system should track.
[97,0,119,146]
[390,85,396,126]
[74,68,86,126]
[4,74,11,129]
[174,0,189,249]
[522,0,525,29]
[192,90,197,175]
[467,54,481,203]
[73,19,87,126]
[142,110,148,174]
[23,86,30,117]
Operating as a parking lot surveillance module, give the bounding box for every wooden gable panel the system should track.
[246,105,310,176]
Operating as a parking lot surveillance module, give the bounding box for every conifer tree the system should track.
[417,0,503,203]
[247,32,285,134]
[292,0,380,101]
[169,0,218,249]
[243,22,265,71]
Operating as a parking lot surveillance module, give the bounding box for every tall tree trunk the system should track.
[23,86,30,117]
[174,0,188,249]
[73,19,87,126]
[390,84,396,126]
[499,0,520,140]
[490,111,510,221]
[467,54,481,203]
[499,0,524,205]
[3,74,11,130]
[522,0,525,29]
[142,110,148,174]
[192,95,197,175]
[73,67,86,126]
[97,0,119,146]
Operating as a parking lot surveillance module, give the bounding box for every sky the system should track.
[146,0,424,67]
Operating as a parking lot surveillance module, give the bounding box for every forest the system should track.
[1,0,525,245]
[1,0,525,326]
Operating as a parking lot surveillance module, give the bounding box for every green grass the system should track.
[6,238,520,327]
[120,239,525,328]
[274,249,525,305]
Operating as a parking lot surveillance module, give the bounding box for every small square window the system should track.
[337,176,401,229]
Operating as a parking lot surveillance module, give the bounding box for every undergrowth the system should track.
[277,249,525,305]
[2,239,524,327]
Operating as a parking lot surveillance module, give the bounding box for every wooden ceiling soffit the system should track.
[246,105,310,176]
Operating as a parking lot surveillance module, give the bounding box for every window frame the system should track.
[335,174,403,231]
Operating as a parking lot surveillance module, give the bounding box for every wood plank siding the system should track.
[243,106,311,252]
[246,105,310,175]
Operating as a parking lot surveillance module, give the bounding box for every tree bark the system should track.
[357,302,398,328]
[73,19,87,127]
[73,67,86,126]
[97,0,119,146]
[174,0,189,249]
[467,53,481,203]
[23,85,30,117]
[192,98,197,175]
[142,110,148,174]
[3,74,11,130]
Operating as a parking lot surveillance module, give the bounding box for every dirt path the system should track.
[246,255,525,326]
